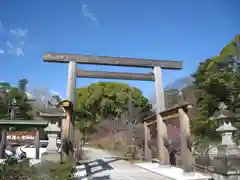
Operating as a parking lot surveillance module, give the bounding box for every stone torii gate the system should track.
[43,52,182,164]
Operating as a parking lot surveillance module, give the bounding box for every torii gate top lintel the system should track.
[43,52,183,70]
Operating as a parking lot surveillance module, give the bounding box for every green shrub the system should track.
[0,158,75,180]
[0,158,38,179]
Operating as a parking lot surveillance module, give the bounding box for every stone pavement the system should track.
[74,147,166,180]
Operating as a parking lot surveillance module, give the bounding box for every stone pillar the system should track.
[35,128,40,159]
[144,122,152,161]
[162,118,169,164]
[153,67,165,110]
[156,114,168,164]
[153,67,168,164]
[178,108,193,172]
[0,128,6,159]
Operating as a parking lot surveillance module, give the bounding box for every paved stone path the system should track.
[74,147,165,180]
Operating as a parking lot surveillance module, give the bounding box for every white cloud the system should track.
[6,41,14,49]
[16,47,24,56]
[6,41,24,56]
[10,28,28,37]
[81,4,99,25]
[0,21,28,56]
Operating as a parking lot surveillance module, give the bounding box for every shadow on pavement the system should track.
[75,158,122,179]
[91,175,111,180]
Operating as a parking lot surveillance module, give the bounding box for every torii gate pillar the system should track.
[66,61,77,159]
[153,67,169,164]
[67,61,77,107]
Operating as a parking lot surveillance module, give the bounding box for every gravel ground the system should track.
[74,147,166,180]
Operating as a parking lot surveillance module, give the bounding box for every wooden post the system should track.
[153,67,168,164]
[60,118,64,163]
[144,122,152,161]
[60,104,72,160]
[63,108,70,140]
[35,128,40,159]
[178,108,193,172]
[0,128,6,159]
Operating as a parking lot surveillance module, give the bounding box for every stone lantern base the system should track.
[41,133,61,163]
[41,152,61,163]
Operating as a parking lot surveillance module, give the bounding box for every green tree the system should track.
[0,82,33,120]
[8,87,33,120]
[75,82,151,135]
[0,83,11,119]
[192,35,240,141]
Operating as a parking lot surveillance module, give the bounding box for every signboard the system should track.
[7,131,36,142]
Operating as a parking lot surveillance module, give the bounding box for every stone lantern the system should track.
[216,121,238,156]
[39,107,65,163]
[210,102,240,179]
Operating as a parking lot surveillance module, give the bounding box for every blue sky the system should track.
[0,0,239,99]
